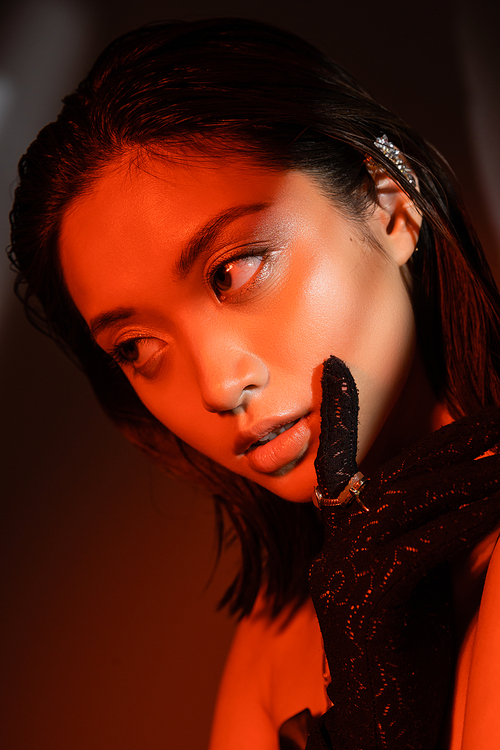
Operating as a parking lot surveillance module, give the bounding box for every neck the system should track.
[359,351,453,477]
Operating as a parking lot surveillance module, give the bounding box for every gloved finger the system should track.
[314,355,360,500]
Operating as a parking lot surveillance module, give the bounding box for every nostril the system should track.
[198,355,269,414]
[201,378,255,413]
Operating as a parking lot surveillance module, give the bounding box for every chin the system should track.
[254,460,317,503]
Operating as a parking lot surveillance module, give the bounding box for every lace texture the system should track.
[307,356,500,750]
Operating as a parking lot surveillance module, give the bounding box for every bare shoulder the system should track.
[208,596,328,750]
[461,536,500,749]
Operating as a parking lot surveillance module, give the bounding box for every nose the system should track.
[197,347,269,413]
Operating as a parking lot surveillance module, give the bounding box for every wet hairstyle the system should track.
[9,17,500,618]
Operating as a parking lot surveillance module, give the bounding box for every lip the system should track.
[236,414,312,475]
[234,413,308,455]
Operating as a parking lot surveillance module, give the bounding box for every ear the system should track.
[367,164,422,267]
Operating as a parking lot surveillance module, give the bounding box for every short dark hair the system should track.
[9,18,500,618]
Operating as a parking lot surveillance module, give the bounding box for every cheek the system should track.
[253,259,354,367]
[132,371,208,452]
[267,268,365,382]
[352,292,417,461]
[290,248,417,461]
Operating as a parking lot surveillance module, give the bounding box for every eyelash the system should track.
[109,342,136,368]
[206,246,274,301]
[108,337,164,378]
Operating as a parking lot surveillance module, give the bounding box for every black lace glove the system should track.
[306,356,500,750]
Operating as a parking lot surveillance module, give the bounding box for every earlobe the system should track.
[366,163,422,268]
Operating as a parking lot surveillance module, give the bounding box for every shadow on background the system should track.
[1,0,499,748]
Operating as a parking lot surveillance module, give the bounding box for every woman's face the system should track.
[60,152,419,502]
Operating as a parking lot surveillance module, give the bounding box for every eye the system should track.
[111,336,166,377]
[211,255,264,299]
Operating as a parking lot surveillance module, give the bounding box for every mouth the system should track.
[236,414,312,475]
[245,419,300,453]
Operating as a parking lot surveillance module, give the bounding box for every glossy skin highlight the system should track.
[60,153,424,502]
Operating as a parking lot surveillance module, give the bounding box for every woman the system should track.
[8,17,500,749]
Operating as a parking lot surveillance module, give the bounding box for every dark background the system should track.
[1,1,499,748]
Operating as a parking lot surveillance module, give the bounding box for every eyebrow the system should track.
[88,202,270,339]
[89,307,137,338]
[173,201,270,280]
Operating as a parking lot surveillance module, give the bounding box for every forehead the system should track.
[61,153,281,251]
[58,152,337,320]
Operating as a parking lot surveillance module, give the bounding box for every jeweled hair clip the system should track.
[373,134,417,187]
